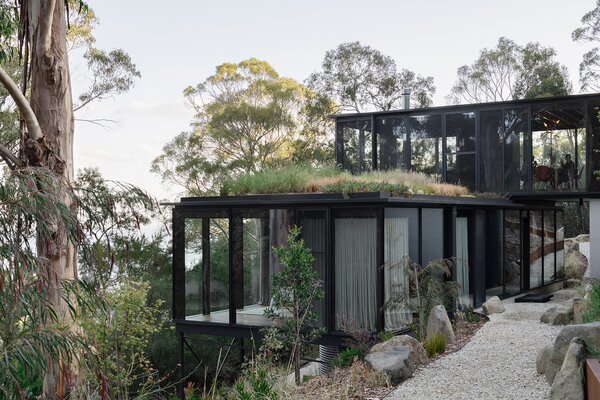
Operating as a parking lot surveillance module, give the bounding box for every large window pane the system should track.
[529,211,543,288]
[410,114,442,177]
[337,120,373,174]
[446,112,476,190]
[421,208,443,266]
[335,216,377,331]
[556,211,565,279]
[485,210,503,296]
[588,102,600,191]
[185,218,229,323]
[377,117,407,170]
[456,217,471,308]
[504,108,528,191]
[504,210,521,296]
[532,104,586,191]
[384,208,418,331]
[544,211,556,284]
[480,110,503,192]
[299,210,327,327]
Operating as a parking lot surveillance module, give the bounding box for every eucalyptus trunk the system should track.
[26,0,76,397]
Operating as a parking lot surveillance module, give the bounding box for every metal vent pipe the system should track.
[403,88,411,110]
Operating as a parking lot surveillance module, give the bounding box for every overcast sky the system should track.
[70,0,595,201]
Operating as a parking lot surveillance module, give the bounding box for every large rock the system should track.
[564,238,579,254]
[545,322,600,384]
[364,347,413,384]
[370,335,428,366]
[536,344,553,374]
[482,296,505,315]
[550,337,585,400]
[426,305,455,344]
[540,303,573,325]
[575,234,590,243]
[564,250,588,281]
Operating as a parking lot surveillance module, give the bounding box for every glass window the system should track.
[504,108,528,192]
[185,218,230,323]
[384,208,418,331]
[485,210,503,295]
[456,217,471,308]
[421,208,443,266]
[334,214,377,331]
[529,211,543,288]
[337,120,373,174]
[588,102,600,191]
[410,114,442,178]
[299,210,327,327]
[377,117,407,171]
[480,110,503,192]
[544,211,556,284]
[556,211,565,279]
[446,112,476,190]
[504,210,521,296]
[532,104,586,192]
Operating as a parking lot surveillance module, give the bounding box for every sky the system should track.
[70,0,596,201]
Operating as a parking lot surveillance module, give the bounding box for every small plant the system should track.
[424,333,446,357]
[379,330,395,342]
[583,280,600,323]
[339,317,377,355]
[333,347,364,368]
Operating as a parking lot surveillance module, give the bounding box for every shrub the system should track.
[379,330,395,342]
[424,333,446,357]
[583,281,600,323]
[333,347,365,368]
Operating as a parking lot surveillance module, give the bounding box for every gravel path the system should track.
[386,302,561,400]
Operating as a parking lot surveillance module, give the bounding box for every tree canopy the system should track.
[449,37,571,104]
[152,58,335,195]
[307,41,435,112]
[573,0,600,92]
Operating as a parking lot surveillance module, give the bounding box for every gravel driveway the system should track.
[386,302,561,400]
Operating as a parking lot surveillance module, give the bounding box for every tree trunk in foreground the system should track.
[26,0,76,397]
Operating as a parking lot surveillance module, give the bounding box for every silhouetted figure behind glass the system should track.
[560,153,576,189]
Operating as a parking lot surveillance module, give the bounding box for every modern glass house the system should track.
[171,94,600,394]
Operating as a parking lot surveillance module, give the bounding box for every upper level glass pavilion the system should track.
[334,93,600,197]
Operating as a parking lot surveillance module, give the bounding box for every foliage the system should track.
[220,165,469,197]
[449,37,571,104]
[338,318,377,357]
[231,361,279,400]
[573,0,600,91]
[152,59,335,195]
[385,258,459,340]
[264,226,324,385]
[76,280,168,399]
[562,201,589,237]
[0,168,99,398]
[307,41,435,113]
[582,281,600,323]
[423,333,446,357]
[379,330,395,342]
[332,348,364,368]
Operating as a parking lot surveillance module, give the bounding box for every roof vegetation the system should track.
[219,166,470,197]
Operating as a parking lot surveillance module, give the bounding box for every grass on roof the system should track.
[219,166,470,197]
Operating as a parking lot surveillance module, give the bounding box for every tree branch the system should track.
[0,143,21,169]
[37,0,56,55]
[0,66,43,140]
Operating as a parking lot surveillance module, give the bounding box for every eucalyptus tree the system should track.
[573,0,600,92]
[307,41,436,112]
[152,58,335,195]
[449,37,571,104]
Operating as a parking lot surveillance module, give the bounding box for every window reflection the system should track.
[338,120,372,174]
[446,112,476,190]
[377,117,407,170]
[410,114,442,178]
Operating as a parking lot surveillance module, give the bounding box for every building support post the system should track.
[590,199,600,279]
[178,332,185,400]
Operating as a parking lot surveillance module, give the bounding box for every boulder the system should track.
[564,250,588,281]
[545,322,600,384]
[536,344,553,374]
[370,335,428,366]
[482,296,505,315]
[364,347,413,384]
[550,337,585,400]
[564,238,579,254]
[540,304,573,325]
[426,305,455,344]
[575,234,590,243]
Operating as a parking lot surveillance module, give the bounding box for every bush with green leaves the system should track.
[333,347,364,368]
[424,333,446,357]
[263,226,324,385]
[583,281,600,323]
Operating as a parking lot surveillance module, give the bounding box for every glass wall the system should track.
[531,104,586,191]
[556,211,565,278]
[456,217,471,308]
[185,218,230,323]
[299,210,327,327]
[421,208,444,266]
[504,109,528,191]
[485,210,503,296]
[337,120,372,174]
[446,112,476,190]
[376,117,407,170]
[543,211,556,284]
[410,114,442,177]
[480,110,503,192]
[588,102,600,191]
[529,211,543,288]
[334,212,377,331]
[504,210,521,296]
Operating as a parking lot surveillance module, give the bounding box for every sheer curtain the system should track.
[384,216,413,330]
[335,218,377,331]
[456,217,471,308]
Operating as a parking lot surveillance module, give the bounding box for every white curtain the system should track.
[384,217,413,330]
[456,217,471,308]
[335,218,377,331]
